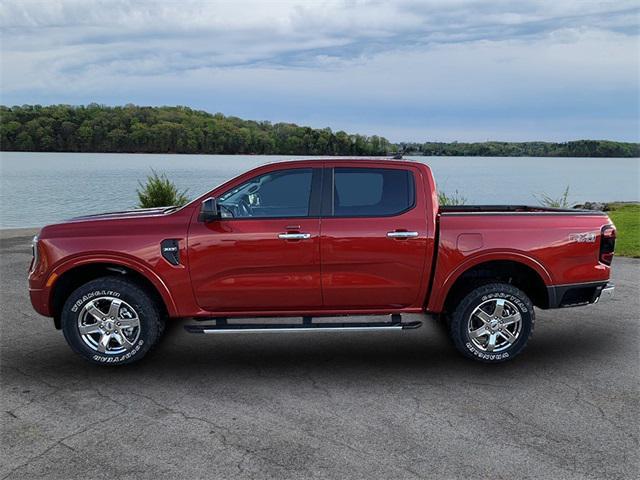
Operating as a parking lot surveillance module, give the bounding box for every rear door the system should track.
[320,164,431,309]
[188,166,323,312]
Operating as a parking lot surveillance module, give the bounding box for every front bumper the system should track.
[29,287,52,317]
[546,281,613,308]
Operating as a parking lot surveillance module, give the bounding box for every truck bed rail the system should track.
[440,205,604,215]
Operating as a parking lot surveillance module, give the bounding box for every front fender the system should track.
[45,253,179,318]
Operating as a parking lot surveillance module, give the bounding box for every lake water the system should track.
[0,152,638,228]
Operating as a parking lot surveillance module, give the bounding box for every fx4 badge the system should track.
[569,232,596,243]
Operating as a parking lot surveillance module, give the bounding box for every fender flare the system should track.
[48,253,179,317]
[429,251,553,312]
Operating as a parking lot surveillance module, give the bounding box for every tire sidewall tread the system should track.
[449,283,535,364]
[61,276,163,366]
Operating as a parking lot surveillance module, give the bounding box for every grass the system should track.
[438,189,468,206]
[608,203,640,258]
[535,185,570,208]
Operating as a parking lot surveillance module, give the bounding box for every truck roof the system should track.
[259,157,423,168]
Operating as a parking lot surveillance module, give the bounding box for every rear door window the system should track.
[332,168,415,217]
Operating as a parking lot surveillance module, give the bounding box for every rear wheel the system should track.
[61,276,165,366]
[449,283,534,363]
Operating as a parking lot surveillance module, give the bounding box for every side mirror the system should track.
[199,197,220,222]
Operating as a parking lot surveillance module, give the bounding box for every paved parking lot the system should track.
[1,229,638,479]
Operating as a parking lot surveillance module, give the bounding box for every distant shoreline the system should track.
[2,104,639,158]
[1,150,639,159]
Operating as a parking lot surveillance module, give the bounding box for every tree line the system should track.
[1,104,638,157]
[399,140,639,158]
[0,104,392,156]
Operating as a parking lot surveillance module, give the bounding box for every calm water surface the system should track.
[1,152,638,228]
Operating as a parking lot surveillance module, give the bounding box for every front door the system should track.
[320,165,431,309]
[188,167,323,312]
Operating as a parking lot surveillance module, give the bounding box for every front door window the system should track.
[218,168,313,218]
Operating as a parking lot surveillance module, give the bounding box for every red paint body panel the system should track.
[28,159,613,321]
[28,208,197,317]
[319,161,435,309]
[426,212,612,312]
[188,217,322,311]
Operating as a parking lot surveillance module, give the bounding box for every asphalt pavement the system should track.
[1,229,638,479]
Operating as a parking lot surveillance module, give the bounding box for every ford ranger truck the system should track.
[28,159,616,365]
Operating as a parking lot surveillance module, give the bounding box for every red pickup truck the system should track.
[28,159,616,365]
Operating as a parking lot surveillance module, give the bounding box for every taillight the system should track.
[599,225,616,265]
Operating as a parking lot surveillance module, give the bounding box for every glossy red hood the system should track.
[65,207,176,222]
[37,206,190,240]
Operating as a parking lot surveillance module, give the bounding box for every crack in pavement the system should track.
[1,409,126,480]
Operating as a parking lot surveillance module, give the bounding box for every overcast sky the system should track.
[1,0,638,142]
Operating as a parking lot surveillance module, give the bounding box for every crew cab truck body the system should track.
[28,159,616,365]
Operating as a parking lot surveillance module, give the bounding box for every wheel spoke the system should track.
[117,318,139,329]
[85,303,105,321]
[474,309,492,324]
[493,299,506,318]
[499,329,517,344]
[78,323,102,335]
[501,312,521,327]
[108,298,123,318]
[115,330,134,348]
[97,333,111,353]
[486,333,498,352]
[469,325,489,338]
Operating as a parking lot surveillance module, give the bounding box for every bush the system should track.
[438,189,467,206]
[136,170,189,208]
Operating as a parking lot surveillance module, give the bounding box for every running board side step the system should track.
[184,319,422,334]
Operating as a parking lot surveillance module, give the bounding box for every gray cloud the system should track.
[1,0,638,141]
[3,1,637,73]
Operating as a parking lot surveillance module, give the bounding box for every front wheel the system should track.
[61,276,165,366]
[449,283,534,363]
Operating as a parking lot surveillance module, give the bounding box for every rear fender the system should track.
[428,251,552,312]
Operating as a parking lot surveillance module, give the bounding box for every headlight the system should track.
[30,234,40,272]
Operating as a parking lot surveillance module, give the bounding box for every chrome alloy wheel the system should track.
[77,297,141,355]
[467,298,522,353]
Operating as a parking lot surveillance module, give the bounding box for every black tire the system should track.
[61,276,165,366]
[449,283,534,363]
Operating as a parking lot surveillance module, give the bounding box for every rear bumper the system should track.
[546,281,613,308]
[596,284,615,303]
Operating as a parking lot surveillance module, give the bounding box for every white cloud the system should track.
[0,0,638,141]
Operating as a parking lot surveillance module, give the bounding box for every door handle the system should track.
[278,233,311,240]
[387,231,419,238]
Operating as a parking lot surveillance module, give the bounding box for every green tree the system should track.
[1,104,638,157]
